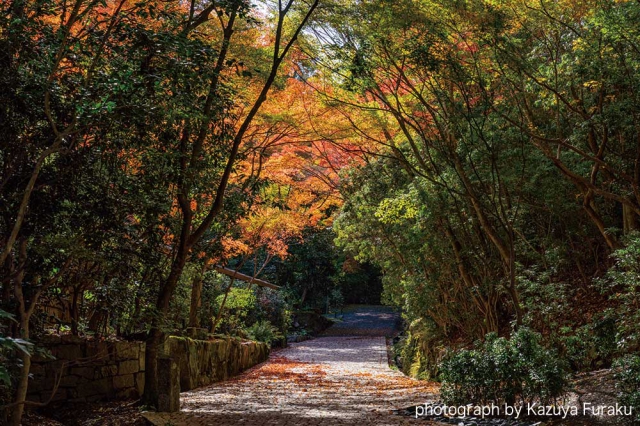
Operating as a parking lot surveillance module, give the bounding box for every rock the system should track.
[118,359,140,375]
[27,335,268,406]
[139,347,146,371]
[26,393,41,403]
[85,342,110,361]
[116,388,138,399]
[135,372,145,396]
[42,387,67,403]
[99,365,118,378]
[61,334,84,344]
[77,378,112,398]
[116,342,139,360]
[71,366,95,380]
[40,335,62,345]
[113,374,134,389]
[59,374,80,387]
[29,363,45,376]
[54,345,83,360]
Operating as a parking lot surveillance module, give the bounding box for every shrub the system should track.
[246,320,282,348]
[252,287,292,337]
[328,288,344,313]
[559,317,617,371]
[214,288,256,335]
[596,232,640,353]
[613,355,640,423]
[439,328,569,407]
[395,318,444,380]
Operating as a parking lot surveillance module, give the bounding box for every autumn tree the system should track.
[305,0,640,379]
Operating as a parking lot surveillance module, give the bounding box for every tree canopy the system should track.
[2,0,640,423]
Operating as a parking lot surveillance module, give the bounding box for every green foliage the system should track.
[518,265,618,371]
[335,156,499,339]
[246,320,283,348]
[327,288,344,313]
[216,288,256,311]
[0,309,32,398]
[596,233,640,352]
[252,287,292,338]
[3,1,640,420]
[613,355,640,423]
[558,319,617,372]
[323,4,640,401]
[439,328,569,407]
[215,288,256,336]
[394,318,444,381]
[271,227,381,310]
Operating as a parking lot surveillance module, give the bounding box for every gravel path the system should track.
[321,305,401,337]
[144,306,438,425]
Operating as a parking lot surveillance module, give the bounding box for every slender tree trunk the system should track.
[71,286,79,335]
[10,325,31,426]
[10,244,30,426]
[508,232,523,326]
[0,144,61,268]
[212,278,235,334]
[584,194,621,249]
[188,263,208,329]
[623,202,639,235]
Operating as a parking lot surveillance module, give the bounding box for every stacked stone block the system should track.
[27,335,145,403]
[26,335,268,404]
[163,337,269,391]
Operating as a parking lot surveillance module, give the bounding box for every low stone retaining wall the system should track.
[28,336,145,403]
[164,337,269,391]
[27,335,269,404]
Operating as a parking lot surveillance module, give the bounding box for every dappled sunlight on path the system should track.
[144,306,438,425]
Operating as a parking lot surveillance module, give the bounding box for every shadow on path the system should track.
[144,305,436,426]
[321,305,401,337]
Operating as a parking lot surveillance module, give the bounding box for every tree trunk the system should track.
[142,252,187,407]
[623,202,639,235]
[8,240,30,426]
[584,195,621,249]
[143,325,163,407]
[71,286,79,336]
[188,263,207,329]
[508,235,523,326]
[212,278,235,334]
[140,0,319,407]
[9,320,30,426]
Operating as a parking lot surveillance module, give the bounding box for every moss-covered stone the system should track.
[164,336,269,391]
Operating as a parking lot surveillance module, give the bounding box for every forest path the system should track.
[144,305,437,425]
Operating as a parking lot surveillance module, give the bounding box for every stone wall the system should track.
[28,336,145,403]
[27,335,269,404]
[163,336,269,391]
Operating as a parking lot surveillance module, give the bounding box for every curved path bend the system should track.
[144,306,437,425]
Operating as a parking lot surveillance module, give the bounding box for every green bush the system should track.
[613,355,640,423]
[214,288,256,336]
[246,320,282,348]
[439,328,569,406]
[252,287,292,338]
[596,232,640,352]
[559,317,617,371]
[395,318,444,380]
